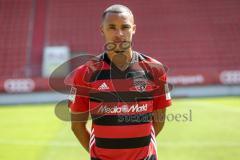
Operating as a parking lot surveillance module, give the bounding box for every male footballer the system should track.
[70,4,171,160]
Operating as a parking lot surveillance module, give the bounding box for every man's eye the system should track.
[122,26,130,29]
[109,27,116,29]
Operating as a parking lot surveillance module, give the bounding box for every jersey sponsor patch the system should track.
[97,104,148,114]
[68,87,77,102]
[164,84,171,100]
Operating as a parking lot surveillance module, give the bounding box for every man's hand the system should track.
[152,108,166,136]
[71,112,90,152]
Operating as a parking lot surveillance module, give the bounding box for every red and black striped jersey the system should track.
[70,51,171,160]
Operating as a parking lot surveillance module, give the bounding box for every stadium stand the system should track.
[0,0,240,93]
[0,0,33,78]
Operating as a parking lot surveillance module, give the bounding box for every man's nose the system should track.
[115,29,124,36]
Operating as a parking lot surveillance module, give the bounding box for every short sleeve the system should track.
[152,68,172,110]
[69,65,90,113]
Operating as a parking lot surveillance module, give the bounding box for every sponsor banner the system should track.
[0,78,50,93]
[168,70,240,85]
[3,79,35,93]
[42,46,70,78]
[220,70,240,84]
[0,70,240,93]
[168,74,205,85]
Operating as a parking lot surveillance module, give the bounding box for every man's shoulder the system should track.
[71,53,105,84]
[74,53,105,73]
[135,51,163,65]
[135,51,166,76]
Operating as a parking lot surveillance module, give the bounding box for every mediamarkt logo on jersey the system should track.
[98,104,148,114]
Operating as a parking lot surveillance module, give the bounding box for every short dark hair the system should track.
[102,4,134,22]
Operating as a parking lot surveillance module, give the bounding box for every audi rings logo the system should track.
[4,79,35,93]
[220,70,240,84]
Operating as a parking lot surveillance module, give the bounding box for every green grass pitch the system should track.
[0,97,239,160]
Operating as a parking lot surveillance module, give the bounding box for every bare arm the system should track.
[152,108,166,137]
[71,112,90,152]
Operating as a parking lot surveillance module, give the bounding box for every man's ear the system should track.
[132,24,136,35]
[100,25,104,36]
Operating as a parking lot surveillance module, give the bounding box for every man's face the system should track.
[101,12,136,46]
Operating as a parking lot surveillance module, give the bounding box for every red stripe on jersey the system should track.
[90,79,132,92]
[90,79,160,93]
[93,123,151,138]
[91,145,149,160]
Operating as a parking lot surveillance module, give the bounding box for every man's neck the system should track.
[107,49,133,71]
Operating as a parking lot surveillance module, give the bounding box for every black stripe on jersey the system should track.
[91,154,156,160]
[91,158,101,160]
[91,155,156,160]
[89,70,154,82]
[92,113,152,126]
[95,135,151,149]
[89,91,154,102]
[141,155,157,160]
